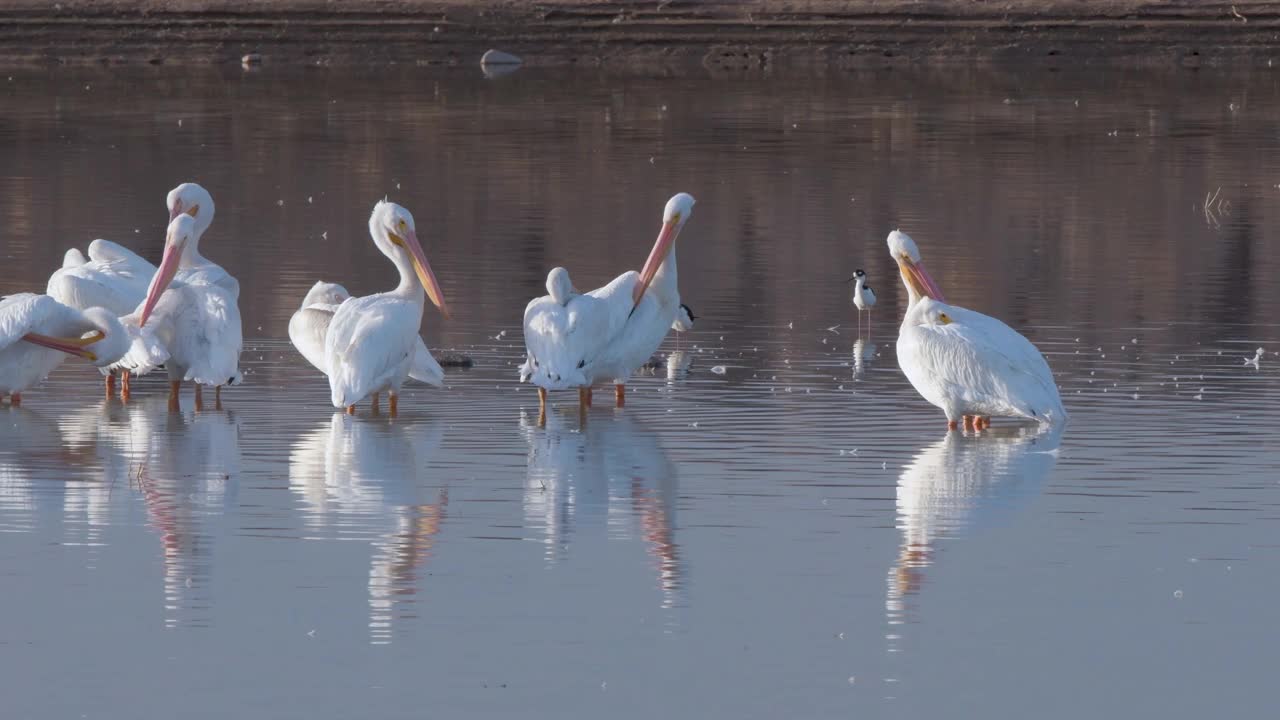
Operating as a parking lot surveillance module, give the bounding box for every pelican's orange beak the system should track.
[391,226,450,320]
[632,218,680,310]
[898,256,946,302]
[21,330,104,361]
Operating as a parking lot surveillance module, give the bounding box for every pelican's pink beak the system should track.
[395,226,450,320]
[900,256,946,302]
[632,219,680,309]
[21,331,104,361]
[139,228,184,326]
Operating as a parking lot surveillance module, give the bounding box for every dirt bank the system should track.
[2,1,1280,68]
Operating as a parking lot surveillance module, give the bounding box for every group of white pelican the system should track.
[0,183,1066,430]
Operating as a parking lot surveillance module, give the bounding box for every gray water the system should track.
[1,65,1279,719]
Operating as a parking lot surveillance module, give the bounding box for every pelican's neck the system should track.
[179,225,210,269]
[648,245,679,303]
[388,238,425,303]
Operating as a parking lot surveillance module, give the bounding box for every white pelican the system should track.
[889,230,1066,430]
[289,281,444,388]
[847,268,876,337]
[324,200,450,416]
[48,182,224,397]
[522,193,696,413]
[0,294,130,405]
[116,214,243,411]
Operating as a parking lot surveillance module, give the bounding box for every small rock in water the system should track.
[481,49,523,66]
[241,53,263,67]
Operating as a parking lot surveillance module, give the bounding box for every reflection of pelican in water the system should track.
[289,414,448,644]
[887,425,1062,637]
[520,409,682,609]
[852,338,877,379]
[90,398,239,628]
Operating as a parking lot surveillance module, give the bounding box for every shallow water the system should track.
[2,65,1279,719]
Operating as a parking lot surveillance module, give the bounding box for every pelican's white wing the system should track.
[290,301,345,374]
[177,264,239,298]
[583,270,677,384]
[47,239,157,317]
[408,339,444,387]
[900,304,1065,423]
[324,295,421,408]
[0,293,57,349]
[522,285,626,390]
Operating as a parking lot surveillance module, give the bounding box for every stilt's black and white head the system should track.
[672,302,697,332]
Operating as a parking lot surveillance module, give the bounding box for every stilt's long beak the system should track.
[21,330,104,361]
[394,226,450,320]
[632,219,680,310]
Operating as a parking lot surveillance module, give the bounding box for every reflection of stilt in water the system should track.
[852,338,877,380]
[369,490,449,645]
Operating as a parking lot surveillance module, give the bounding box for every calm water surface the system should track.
[1,65,1279,719]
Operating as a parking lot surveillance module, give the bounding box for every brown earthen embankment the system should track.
[2,1,1280,68]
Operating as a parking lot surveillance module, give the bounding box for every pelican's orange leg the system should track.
[370,393,381,415]
[963,415,975,431]
[168,381,181,412]
[105,372,116,398]
[346,405,356,415]
[388,392,398,417]
[947,419,958,431]
[121,372,131,400]
[215,385,223,411]
[194,385,204,412]
[979,416,991,430]
[615,384,625,408]
[586,387,593,407]
[9,393,20,407]
[579,387,590,411]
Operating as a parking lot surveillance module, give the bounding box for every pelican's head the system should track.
[887,229,945,304]
[139,214,199,326]
[546,267,575,306]
[913,297,957,328]
[80,308,130,367]
[301,281,351,309]
[370,200,450,319]
[166,182,216,237]
[633,192,696,308]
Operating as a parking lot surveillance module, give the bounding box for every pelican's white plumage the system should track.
[520,267,621,390]
[888,230,1065,427]
[290,281,443,387]
[519,193,695,408]
[116,214,243,394]
[0,294,129,396]
[324,201,450,412]
[898,298,1066,425]
[47,240,157,317]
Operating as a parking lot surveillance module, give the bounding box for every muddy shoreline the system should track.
[2,1,1279,68]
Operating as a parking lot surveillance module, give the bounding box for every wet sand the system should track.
[2,0,1279,68]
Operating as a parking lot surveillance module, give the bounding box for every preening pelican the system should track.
[289,281,444,387]
[889,230,1066,430]
[847,268,876,337]
[324,201,450,416]
[116,214,243,411]
[48,182,225,397]
[522,193,696,413]
[0,293,129,404]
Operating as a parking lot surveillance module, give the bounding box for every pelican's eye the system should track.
[186,204,200,218]
[938,313,952,325]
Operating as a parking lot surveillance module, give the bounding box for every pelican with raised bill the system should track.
[113,213,243,411]
[1,293,130,405]
[289,281,444,388]
[888,230,1066,431]
[519,193,696,413]
[323,200,450,416]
